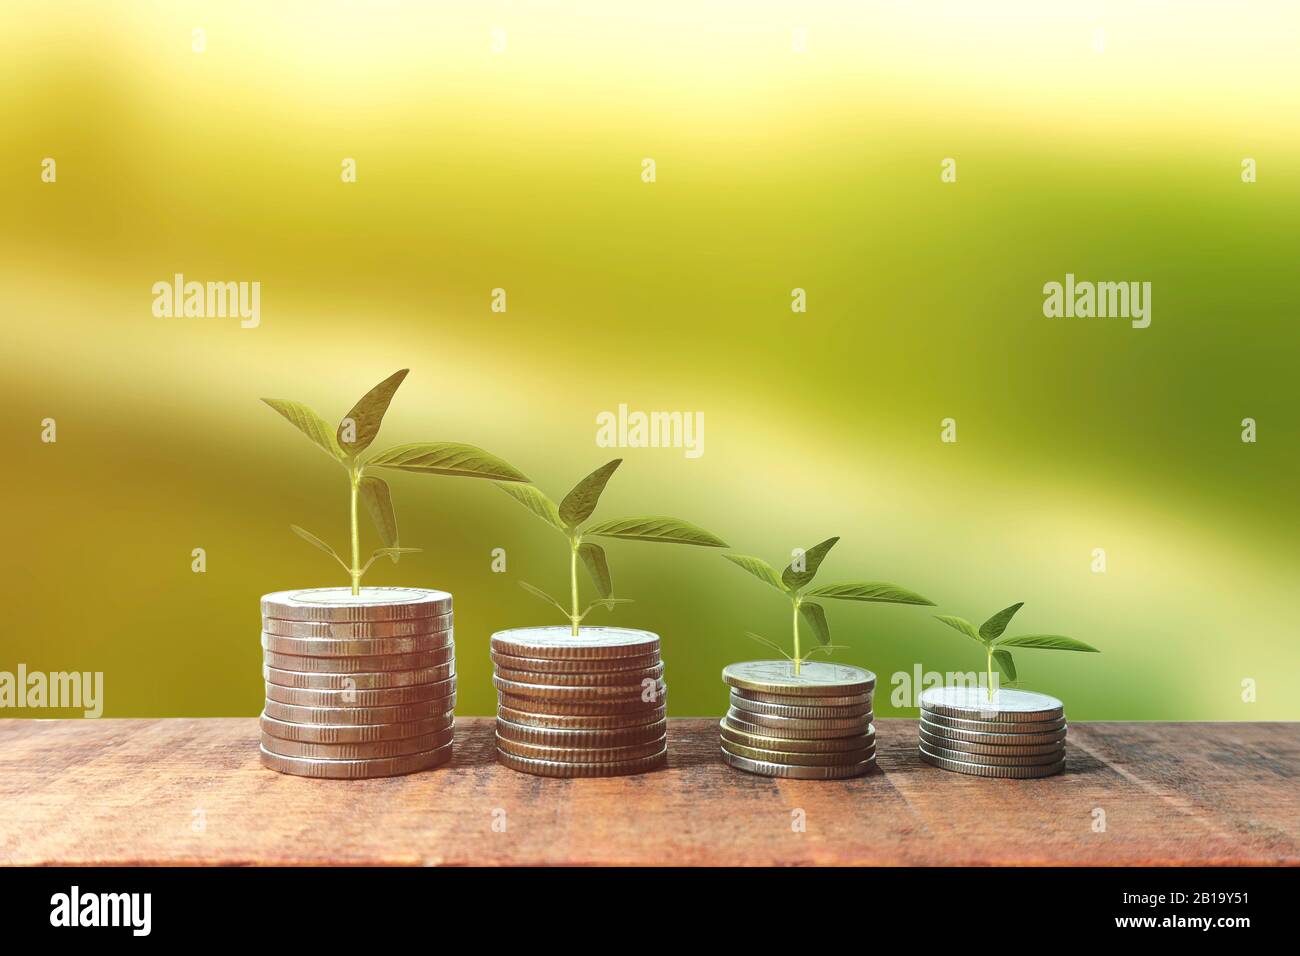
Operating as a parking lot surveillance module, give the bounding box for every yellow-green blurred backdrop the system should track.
[2,2,1296,720]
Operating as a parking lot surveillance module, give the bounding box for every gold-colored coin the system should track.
[263,662,454,690]
[493,675,665,701]
[493,663,664,687]
[259,742,453,778]
[495,733,666,763]
[263,649,453,673]
[261,587,452,623]
[722,660,875,697]
[490,626,660,660]
[262,697,455,725]
[725,706,866,733]
[721,740,875,767]
[720,748,875,779]
[259,728,454,760]
[720,718,875,754]
[262,612,454,639]
[260,630,452,658]
[489,651,660,674]
[730,686,872,708]
[724,710,872,740]
[497,703,666,730]
[495,746,667,778]
[496,717,668,748]
[259,712,453,744]
[728,691,872,719]
[264,676,455,708]
[497,690,665,716]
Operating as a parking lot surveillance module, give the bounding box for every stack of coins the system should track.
[258,587,456,779]
[918,686,1066,778]
[490,626,667,777]
[720,661,876,779]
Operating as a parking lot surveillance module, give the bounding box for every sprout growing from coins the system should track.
[262,369,529,595]
[723,537,934,675]
[932,603,1100,701]
[495,458,728,636]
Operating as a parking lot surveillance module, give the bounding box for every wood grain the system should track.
[0,718,1294,865]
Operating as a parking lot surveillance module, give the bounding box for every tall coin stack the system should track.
[918,686,1066,778]
[258,587,456,779]
[490,626,668,777]
[720,661,877,779]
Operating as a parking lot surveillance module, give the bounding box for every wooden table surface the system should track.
[1,718,1295,866]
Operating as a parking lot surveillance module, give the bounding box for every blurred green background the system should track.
[2,2,1296,720]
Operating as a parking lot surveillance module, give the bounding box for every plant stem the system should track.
[791,598,802,675]
[569,537,580,637]
[986,646,994,702]
[349,468,361,596]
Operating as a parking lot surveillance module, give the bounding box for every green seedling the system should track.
[933,602,1100,701]
[724,537,934,674]
[262,369,528,594]
[495,458,728,635]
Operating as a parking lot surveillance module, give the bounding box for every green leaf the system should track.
[337,369,408,458]
[782,537,840,590]
[370,443,529,482]
[723,554,787,593]
[804,582,935,606]
[581,597,633,618]
[980,602,1024,641]
[289,524,348,572]
[994,634,1100,653]
[358,476,400,560]
[992,649,1017,682]
[577,542,612,598]
[518,581,569,618]
[805,643,849,659]
[262,399,344,460]
[744,631,792,660]
[494,481,565,531]
[559,459,621,528]
[799,601,831,645]
[934,614,983,643]
[584,516,728,548]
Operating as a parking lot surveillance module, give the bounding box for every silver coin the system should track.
[919,744,1065,778]
[260,728,454,760]
[497,704,666,730]
[259,712,453,743]
[722,660,876,697]
[490,626,660,660]
[260,630,453,658]
[497,690,666,716]
[919,715,1067,746]
[918,726,1066,756]
[919,686,1064,723]
[262,612,454,639]
[489,651,660,674]
[723,710,872,740]
[263,697,455,725]
[496,717,668,748]
[495,733,667,763]
[264,676,456,707]
[259,742,453,778]
[263,649,453,673]
[495,746,667,778]
[493,675,664,701]
[728,691,872,719]
[724,706,868,733]
[494,663,664,687]
[730,686,872,708]
[720,740,876,767]
[921,710,1067,735]
[720,718,876,754]
[919,739,1063,766]
[263,662,455,690]
[720,748,875,779]
[261,587,452,622]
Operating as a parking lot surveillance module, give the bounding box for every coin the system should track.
[722,660,875,697]
[723,710,872,740]
[263,662,455,690]
[493,675,664,701]
[730,686,873,708]
[493,663,664,687]
[495,746,667,778]
[918,738,1063,766]
[727,691,872,719]
[919,726,1066,756]
[263,649,454,673]
[918,745,1065,778]
[720,718,875,754]
[259,742,453,778]
[262,612,454,639]
[724,706,865,733]
[497,703,666,730]
[497,691,664,716]
[918,715,1067,746]
[260,712,453,743]
[490,626,660,660]
[495,734,666,763]
[489,651,660,674]
[720,740,875,767]
[263,698,455,725]
[919,686,1064,723]
[497,717,668,748]
[259,728,454,760]
[261,631,453,658]
[921,710,1067,735]
[264,677,456,708]
[261,587,453,622]
[720,749,875,779]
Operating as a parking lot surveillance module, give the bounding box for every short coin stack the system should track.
[491,626,668,778]
[720,661,876,779]
[918,686,1066,778]
[259,587,456,779]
